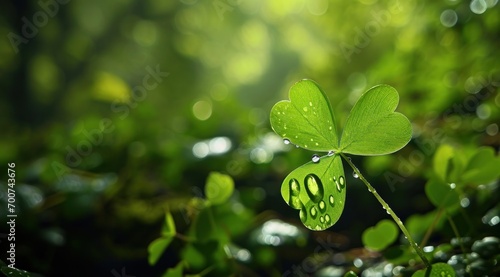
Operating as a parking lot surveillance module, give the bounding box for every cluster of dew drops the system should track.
[283,138,360,179]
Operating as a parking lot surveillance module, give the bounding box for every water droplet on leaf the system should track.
[299,206,307,221]
[319,200,326,212]
[324,214,331,224]
[312,154,320,163]
[283,139,291,145]
[329,195,334,206]
[352,171,359,178]
[288,179,302,209]
[327,150,335,156]
[304,174,324,203]
[310,207,317,218]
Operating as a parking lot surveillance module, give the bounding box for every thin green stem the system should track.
[340,153,431,268]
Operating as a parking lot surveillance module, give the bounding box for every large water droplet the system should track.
[304,174,324,203]
[312,154,320,163]
[289,179,302,209]
[329,195,335,206]
[352,171,359,178]
[318,200,326,212]
[310,206,317,218]
[327,150,335,156]
[283,138,291,145]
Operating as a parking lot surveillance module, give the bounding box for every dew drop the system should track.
[299,206,307,222]
[324,214,331,224]
[304,174,324,203]
[303,107,308,112]
[329,195,335,206]
[295,145,300,148]
[319,200,326,212]
[449,183,456,189]
[327,150,335,156]
[352,171,359,178]
[310,206,317,218]
[312,154,320,163]
[319,216,324,223]
[338,176,345,187]
[290,179,300,194]
[283,139,291,145]
[336,182,341,192]
[289,179,302,209]
[309,101,313,106]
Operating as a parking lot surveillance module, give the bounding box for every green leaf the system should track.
[461,147,500,184]
[339,85,412,155]
[433,144,455,182]
[163,262,184,277]
[270,79,339,151]
[162,210,176,237]
[148,236,174,265]
[412,262,455,277]
[425,179,460,210]
[281,153,346,230]
[205,172,234,205]
[362,219,399,251]
[149,210,177,265]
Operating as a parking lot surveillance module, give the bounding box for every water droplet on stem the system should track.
[312,154,320,163]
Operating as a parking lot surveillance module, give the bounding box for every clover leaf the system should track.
[270,79,412,230]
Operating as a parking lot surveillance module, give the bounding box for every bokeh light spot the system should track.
[440,9,458,27]
[192,100,212,120]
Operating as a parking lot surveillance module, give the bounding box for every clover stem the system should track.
[340,153,431,268]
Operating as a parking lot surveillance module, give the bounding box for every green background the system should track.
[0,0,498,276]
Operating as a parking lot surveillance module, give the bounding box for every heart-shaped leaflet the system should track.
[270,79,412,230]
[271,80,344,230]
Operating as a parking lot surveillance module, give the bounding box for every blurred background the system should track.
[0,0,499,276]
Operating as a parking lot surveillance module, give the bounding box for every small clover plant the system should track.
[270,79,412,230]
[270,79,458,275]
[148,172,248,276]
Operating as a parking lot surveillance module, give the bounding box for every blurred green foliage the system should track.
[0,0,499,276]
